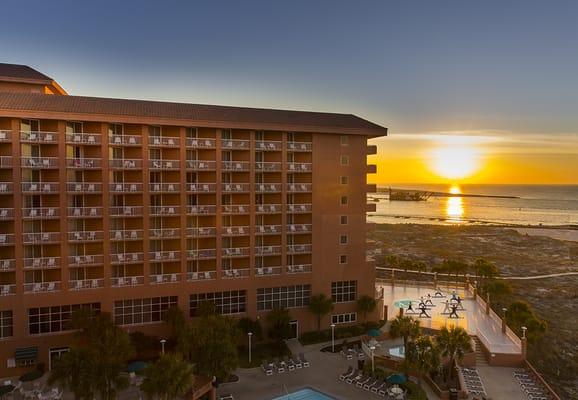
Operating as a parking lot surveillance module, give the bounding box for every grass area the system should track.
[299,321,385,345]
[237,341,291,369]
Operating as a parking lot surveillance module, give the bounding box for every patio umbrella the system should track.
[367,328,381,337]
[127,360,148,373]
[387,374,407,384]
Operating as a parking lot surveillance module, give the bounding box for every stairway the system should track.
[472,336,488,366]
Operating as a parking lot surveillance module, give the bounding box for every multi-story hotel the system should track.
[0,63,386,376]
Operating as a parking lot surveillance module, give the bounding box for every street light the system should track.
[160,339,166,355]
[521,326,527,339]
[248,332,253,364]
[330,323,336,353]
[369,345,376,372]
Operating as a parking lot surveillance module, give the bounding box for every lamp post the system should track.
[501,307,508,334]
[248,332,253,364]
[370,345,376,372]
[160,339,166,355]
[330,323,336,353]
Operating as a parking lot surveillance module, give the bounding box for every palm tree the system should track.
[473,259,498,289]
[48,348,96,400]
[266,306,292,344]
[308,294,334,331]
[406,336,441,389]
[389,315,420,356]
[140,353,194,400]
[436,326,472,382]
[356,295,377,323]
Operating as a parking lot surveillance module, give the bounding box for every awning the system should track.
[15,346,38,361]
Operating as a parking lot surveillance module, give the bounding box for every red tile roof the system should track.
[0,63,53,84]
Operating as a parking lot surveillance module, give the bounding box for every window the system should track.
[331,280,357,303]
[257,285,311,311]
[340,234,348,245]
[332,313,357,325]
[340,155,349,166]
[0,310,13,338]
[340,196,348,205]
[339,255,348,264]
[190,291,247,316]
[28,303,100,335]
[114,297,177,325]
[340,135,349,146]
[340,176,349,185]
[340,215,348,225]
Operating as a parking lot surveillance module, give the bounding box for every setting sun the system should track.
[429,140,481,180]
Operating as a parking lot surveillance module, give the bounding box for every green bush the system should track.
[403,381,428,400]
[299,321,385,345]
[19,369,44,382]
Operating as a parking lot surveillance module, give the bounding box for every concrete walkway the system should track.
[476,366,527,400]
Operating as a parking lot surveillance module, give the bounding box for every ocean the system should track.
[368,184,578,227]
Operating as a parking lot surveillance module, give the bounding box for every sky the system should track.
[2,0,577,184]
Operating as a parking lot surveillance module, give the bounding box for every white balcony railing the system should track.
[149,206,180,216]
[222,183,250,192]
[68,255,103,266]
[23,257,60,269]
[150,228,180,239]
[109,159,142,169]
[24,281,61,293]
[222,204,249,214]
[286,224,312,233]
[287,203,312,213]
[286,142,312,152]
[150,273,180,284]
[67,207,102,218]
[149,250,181,262]
[222,139,250,149]
[287,183,312,192]
[187,270,216,281]
[256,204,282,214]
[0,208,14,219]
[69,279,104,290]
[186,205,216,215]
[109,182,143,193]
[221,247,250,257]
[0,233,14,246]
[68,231,103,242]
[20,131,58,143]
[222,161,250,171]
[149,183,180,193]
[255,162,282,171]
[255,225,282,235]
[0,259,15,271]
[109,134,141,146]
[255,140,282,151]
[287,264,313,274]
[0,130,11,141]
[67,182,102,193]
[185,160,216,170]
[222,226,250,236]
[287,244,312,254]
[111,276,144,287]
[0,284,16,296]
[66,132,101,145]
[255,245,282,256]
[111,252,144,264]
[21,157,59,168]
[21,182,59,193]
[149,159,180,170]
[186,138,216,148]
[255,266,283,276]
[23,232,60,244]
[109,206,143,217]
[0,183,13,193]
[66,158,102,169]
[0,156,12,168]
[149,136,180,147]
[222,268,250,279]
[186,183,216,193]
[287,162,312,172]
[187,227,216,237]
[256,183,282,193]
[110,229,143,241]
[187,249,216,259]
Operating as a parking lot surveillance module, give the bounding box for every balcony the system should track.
[70,279,104,291]
[0,208,14,220]
[255,245,282,256]
[67,182,102,193]
[222,204,249,214]
[287,244,312,254]
[186,160,216,170]
[186,137,216,149]
[149,159,180,170]
[187,270,216,281]
[68,231,103,242]
[21,182,59,193]
[255,225,282,235]
[66,132,101,145]
[286,224,312,234]
[222,226,249,236]
[68,254,103,267]
[21,157,59,169]
[0,156,11,168]
[255,162,282,171]
[256,183,282,193]
[111,276,144,287]
[287,203,312,213]
[187,249,216,259]
[150,228,180,239]
[109,159,142,169]
[186,205,216,215]
[109,206,143,217]
[287,183,312,193]
[24,281,61,293]
[20,131,58,143]
[111,252,144,264]
[0,233,14,246]
[186,227,216,237]
[256,141,282,151]
[110,229,143,241]
[23,232,60,244]
[150,273,180,285]
[23,257,60,269]
[109,182,143,193]
[287,162,312,172]
[222,139,250,150]
[0,183,12,194]
[149,136,180,147]
[255,266,283,276]
[0,284,15,296]
[68,207,102,218]
[149,183,180,193]
[222,161,250,171]
[0,259,15,271]
[221,247,250,257]
[187,183,216,193]
[0,130,11,141]
[149,250,180,262]
[222,183,250,192]
[66,158,102,169]
[222,268,250,279]
[287,264,312,274]
[255,204,281,214]
[287,142,312,152]
[109,134,142,146]
[149,205,180,216]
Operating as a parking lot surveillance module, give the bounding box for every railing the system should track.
[0,182,13,193]
[286,224,312,233]
[287,162,312,172]
[21,157,59,168]
[150,228,180,239]
[149,159,180,170]
[187,249,217,259]
[187,270,216,281]
[0,233,14,245]
[287,203,312,213]
[20,131,58,143]
[256,183,282,192]
[69,279,104,290]
[24,281,61,293]
[109,182,143,193]
[67,207,102,218]
[287,183,312,192]
[66,132,101,145]
[0,208,14,219]
[222,139,250,149]
[255,245,282,256]
[150,273,180,284]
[287,244,312,254]
[110,229,142,241]
[149,136,180,147]
[222,268,250,279]
[111,276,144,287]
[67,182,102,193]
[186,183,216,193]
[185,160,216,170]
[0,259,15,271]
[255,266,283,276]
[66,158,102,169]
[149,183,180,192]
[256,140,282,151]
[149,250,181,262]
[222,161,250,171]
[186,205,216,215]
[222,204,249,214]
[68,254,103,266]
[0,130,11,141]
[287,264,312,274]
[186,137,216,148]
[21,182,59,193]
[23,257,60,269]
[286,142,312,152]
[187,227,216,237]
[23,232,60,243]
[68,231,103,242]
[222,183,250,192]
[109,206,143,217]
[255,162,282,171]
[256,204,282,213]
[0,284,16,296]
[149,205,180,216]
[255,225,282,235]
[111,252,144,264]
[109,159,142,169]
[0,156,12,168]
[222,226,250,236]
[221,247,250,257]
[109,134,141,146]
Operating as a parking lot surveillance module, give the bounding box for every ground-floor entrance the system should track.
[289,320,299,339]
[49,347,69,370]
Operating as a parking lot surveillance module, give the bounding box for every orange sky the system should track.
[367,131,578,185]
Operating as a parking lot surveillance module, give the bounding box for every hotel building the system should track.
[0,63,386,376]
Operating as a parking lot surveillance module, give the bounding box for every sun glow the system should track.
[446,184,464,222]
[428,137,482,180]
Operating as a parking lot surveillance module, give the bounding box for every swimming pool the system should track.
[393,299,412,309]
[271,388,335,400]
[388,345,405,358]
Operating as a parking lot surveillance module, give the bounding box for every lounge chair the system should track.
[284,356,295,371]
[371,379,387,394]
[274,358,285,373]
[353,344,365,359]
[356,374,371,388]
[346,369,361,384]
[299,352,310,367]
[339,366,353,381]
[364,377,379,391]
[219,394,234,400]
[261,361,273,376]
[292,355,302,369]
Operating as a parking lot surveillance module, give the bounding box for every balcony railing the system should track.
[21,182,59,193]
[149,159,180,170]
[68,207,102,218]
[67,182,102,193]
[149,136,180,147]
[222,204,249,214]
[186,160,216,170]
[111,276,144,287]
[21,157,59,168]
[68,254,103,266]
[0,259,15,271]
[0,156,11,168]
[0,284,16,296]
[256,183,282,193]
[187,270,216,281]
[109,159,142,169]
[109,182,143,193]
[66,158,102,169]
[255,266,283,276]
[287,244,312,254]
[149,250,180,262]
[149,183,180,193]
[0,233,14,246]
[222,183,250,192]
[23,232,60,244]
[150,228,180,239]
[23,257,60,269]
[221,247,250,257]
[68,231,103,242]
[110,229,143,241]
[150,273,180,284]
[0,208,14,220]
[24,281,61,293]
[222,268,250,279]
[0,130,11,141]
[186,138,216,148]
[287,183,312,192]
[149,206,180,216]
[111,252,144,264]
[109,206,143,217]
[222,226,249,236]
[69,279,104,290]
[255,162,282,171]
[255,204,282,214]
[187,249,216,259]
[222,161,250,171]
[222,139,250,149]
[186,183,216,193]
[186,227,216,237]
[20,131,58,143]
[287,203,312,213]
[287,162,312,172]
[286,142,312,152]
[256,140,282,151]
[0,183,13,194]
[109,134,142,146]
[255,245,282,256]
[186,205,216,215]
[287,224,312,233]
[287,264,313,274]
[66,132,101,145]
[255,225,282,235]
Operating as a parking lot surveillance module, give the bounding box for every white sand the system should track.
[514,228,578,242]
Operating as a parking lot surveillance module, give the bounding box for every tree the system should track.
[472,258,498,289]
[140,353,194,400]
[238,317,263,341]
[266,306,292,345]
[389,315,420,356]
[484,280,512,306]
[164,306,194,361]
[406,336,441,389]
[48,348,96,400]
[436,326,472,382]
[356,295,377,322]
[308,294,334,331]
[506,301,547,343]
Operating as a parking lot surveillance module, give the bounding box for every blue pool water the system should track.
[271,388,335,400]
[388,345,405,358]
